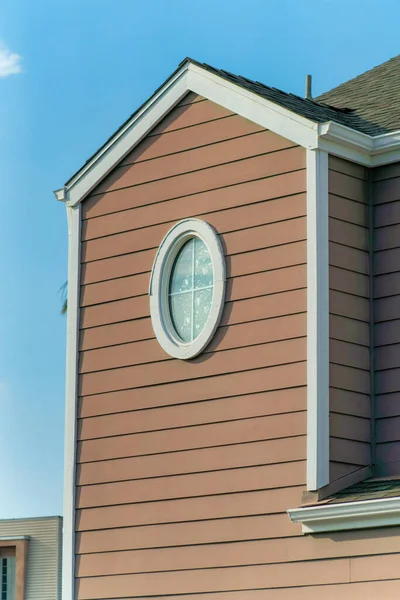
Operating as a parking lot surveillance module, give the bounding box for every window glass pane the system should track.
[194,238,213,289]
[193,288,213,338]
[169,291,192,342]
[169,239,193,294]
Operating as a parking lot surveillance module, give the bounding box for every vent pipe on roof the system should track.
[305,74,312,100]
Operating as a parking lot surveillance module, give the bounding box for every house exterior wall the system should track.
[0,516,62,600]
[75,94,309,598]
[72,96,400,598]
[373,162,400,476]
[328,156,371,482]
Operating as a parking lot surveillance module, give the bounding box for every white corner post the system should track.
[306,149,329,490]
[62,203,81,600]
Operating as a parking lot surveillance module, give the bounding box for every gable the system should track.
[81,94,303,223]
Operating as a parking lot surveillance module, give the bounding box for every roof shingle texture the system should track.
[66,55,400,185]
[317,54,400,135]
[194,59,384,136]
[317,479,400,506]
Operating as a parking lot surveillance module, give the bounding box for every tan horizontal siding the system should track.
[79,313,306,373]
[78,386,305,436]
[330,413,370,442]
[330,290,369,321]
[76,520,400,562]
[105,115,264,174]
[91,130,297,198]
[77,436,306,485]
[75,536,400,580]
[76,580,400,600]
[76,461,306,508]
[73,98,367,598]
[328,156,370,482]
[82,179,305,241]
[84,147,304,222]
[330,219,368,250]
[81,238,306,285]
[82,214,306,263]
[330,314,369,346]
[373,163,400,477]
[76,486,304,531]
[75,552,400,599]
[330,339,369,370]
[330,438,370,465]
[77,412,306,463]
[80,264,307,328]
[76,512,298,554]
[79,338,306,396]
[330,388,371,419]
[79,364,306,417]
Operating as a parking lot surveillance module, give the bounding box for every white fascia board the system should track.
[55,59,400,207]
[64,66,189,207]
[58,63,321,207]
[54,188,66,202]
[288,496,400,533]
[62,204,81,600]
[318,121,400,166]
[187,63,319,150]
[306,149,329,491]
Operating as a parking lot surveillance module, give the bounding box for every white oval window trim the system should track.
[149,219,226,360]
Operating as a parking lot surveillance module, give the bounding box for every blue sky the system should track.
[0,0,399,518]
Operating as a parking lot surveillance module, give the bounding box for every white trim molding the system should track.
[62,204,81,600]
[288,496,400,533]
[54,59,400,207]
[318,121,400,166]
[306,149,329,491]
[54,60,320,207]
[149,219,226,360]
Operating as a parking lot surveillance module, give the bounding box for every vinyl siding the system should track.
[76,94,309,598]
[373,162,400,476]
[0,516,62,600]
[328,156,371,482]
[73,97,400,598]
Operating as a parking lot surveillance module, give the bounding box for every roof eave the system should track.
[55,60,400,207]
[57,60,321,208]
[288,496,400,534]
[318,121,400,166]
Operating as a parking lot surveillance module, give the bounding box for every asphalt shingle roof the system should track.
[317,54,400,135]
[312,479,400,506]
[193,59,384,136]
[66,55,400,186]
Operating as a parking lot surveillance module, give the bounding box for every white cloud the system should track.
[0,42,22,77]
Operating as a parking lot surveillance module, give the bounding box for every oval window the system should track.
[150,219,226,359]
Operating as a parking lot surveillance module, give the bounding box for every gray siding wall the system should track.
[373,162,400,476]
[328,156,371,483]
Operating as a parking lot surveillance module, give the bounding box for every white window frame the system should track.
[150,219,226,359]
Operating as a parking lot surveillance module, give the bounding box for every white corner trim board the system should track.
[306,149,329,491]
[288,496,400,533]
[62,204,81,600]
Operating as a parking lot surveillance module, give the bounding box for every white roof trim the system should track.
[288,496,400,533]
[318,121,400,166]
[55,61,321,206]
[54,60,400,206]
